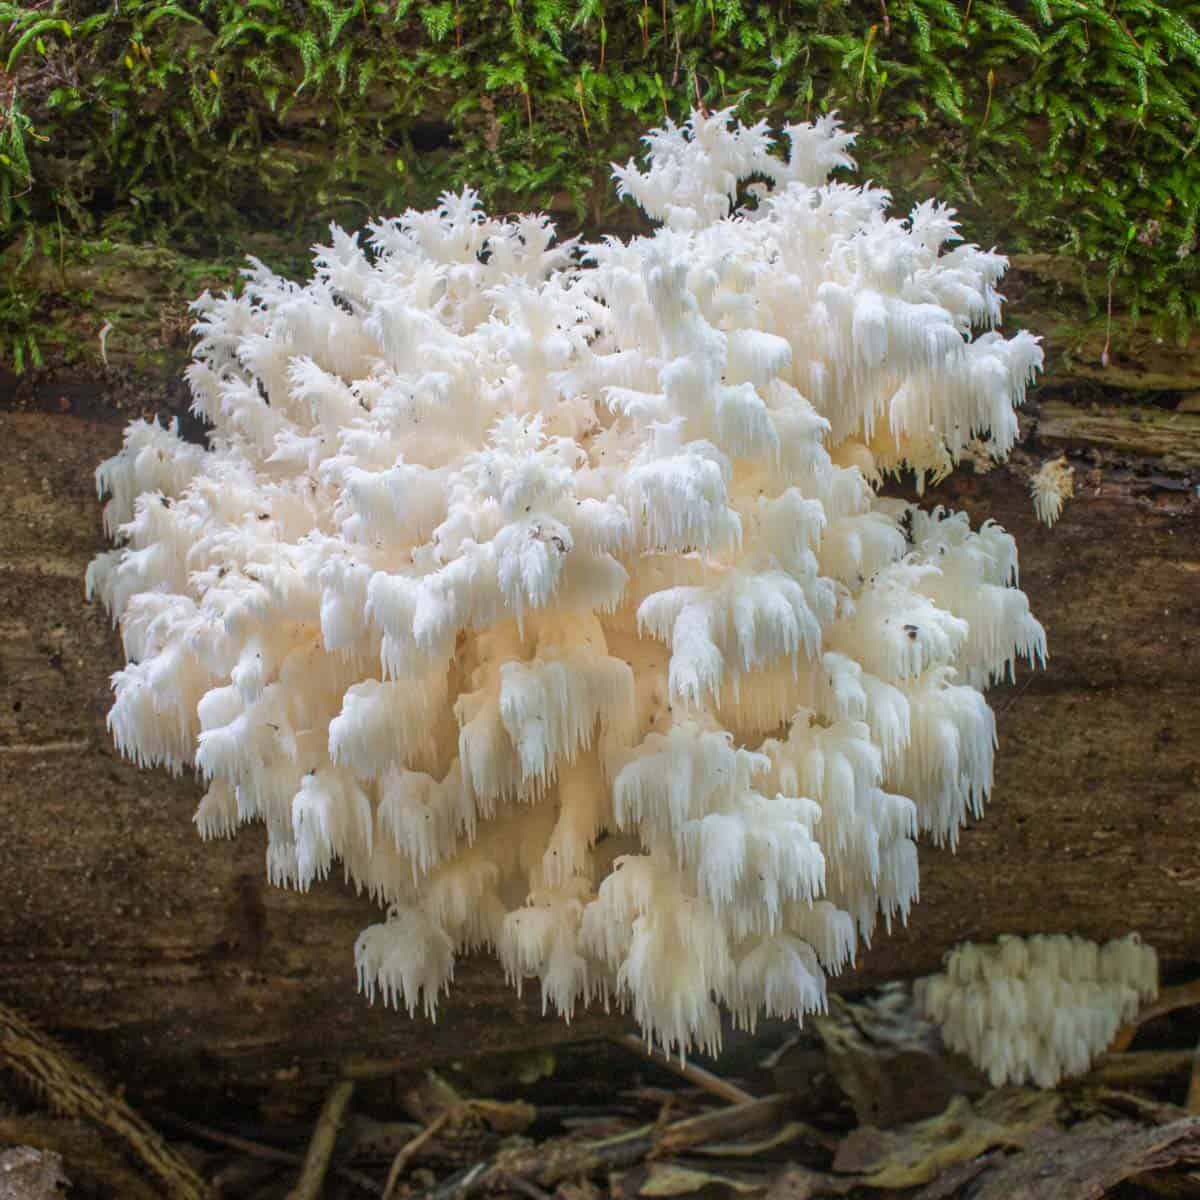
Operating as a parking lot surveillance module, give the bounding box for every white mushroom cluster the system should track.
[1030,455,1075,527]
[917,933,1158,1087]
[88,109,1046,1056]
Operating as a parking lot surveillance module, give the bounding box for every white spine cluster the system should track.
[88,109,1047,1056]
[917,934,1158,1087]
[1030,455,1075,527]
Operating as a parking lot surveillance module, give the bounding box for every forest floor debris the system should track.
[4,980,1200,1199]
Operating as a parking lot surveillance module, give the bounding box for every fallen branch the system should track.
[0,999,208,1200]
[287,1079,356,1200]
[150,1108,381,1194]
[614,1035,757,1106]
[381,1110,453,1200]
[1086,1051,1195,1086]
[411,1094,790,1200]
[1111,979,1200,1053]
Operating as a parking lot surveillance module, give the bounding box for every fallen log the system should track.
[0,380,1197,1118]
[6,237,1200,397]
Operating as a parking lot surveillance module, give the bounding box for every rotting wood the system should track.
[1036,399,1200,471]
[969,1115,1200,1200]
[0,394,1197,1116]
[1002,253,1200,394]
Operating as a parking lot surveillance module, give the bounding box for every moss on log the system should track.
[9,238,1200,398]
[1003,255,1200,395]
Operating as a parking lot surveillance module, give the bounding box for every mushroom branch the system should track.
[87,109,1050,1059]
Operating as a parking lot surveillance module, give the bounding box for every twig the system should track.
[615,1035,756,1106]
[1088,1050,1195,1085]
[98,319,114,365]
[537,1105,642,1122]
[287,1079,356,1200]
[150,1108,381,1194]
[0,999,208,1200]
[344,1054,416,1082]
[411,1093,790,1200]
[153,1110,305,1167]
[381,1109,453,1200]
[1111,979,1200,1053]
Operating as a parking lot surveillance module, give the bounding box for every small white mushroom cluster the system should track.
[89,109,1046,1056]
[1029,456,1075,527]
[917,933,1158,1087]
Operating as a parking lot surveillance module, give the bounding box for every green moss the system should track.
[2,0,1198,371]
[1,229,241,375]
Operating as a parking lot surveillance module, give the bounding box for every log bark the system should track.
[1002,253,1200,395]
[0,377,1197,1117]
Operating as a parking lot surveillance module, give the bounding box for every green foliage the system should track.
[0,228,50,374]
[1,0,1198,370]
[0,94,35,230]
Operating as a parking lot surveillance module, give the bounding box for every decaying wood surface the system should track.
[0,375,1197,1115]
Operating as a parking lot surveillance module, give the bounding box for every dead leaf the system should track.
[833,1090,1064,1189]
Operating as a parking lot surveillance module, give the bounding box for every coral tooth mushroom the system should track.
[89,109,1046,1057]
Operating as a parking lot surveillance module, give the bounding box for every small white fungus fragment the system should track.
[917,933,1158,1087]
[1030,456,1075,527]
